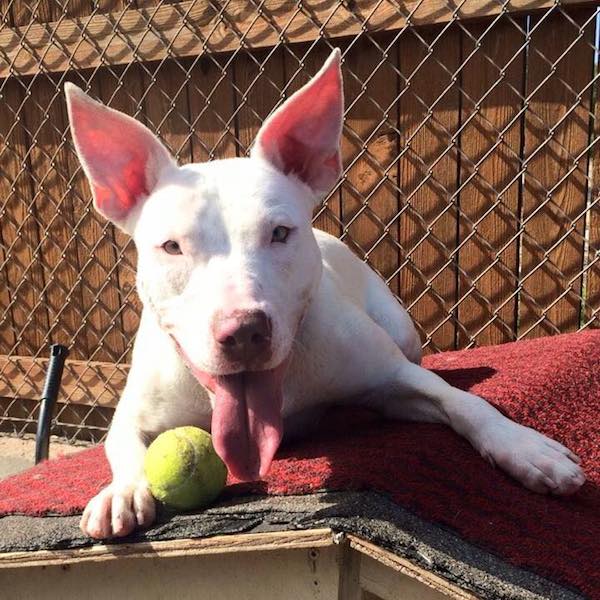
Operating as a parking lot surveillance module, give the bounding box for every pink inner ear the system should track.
[69,94,159,222]
[277,136,312,180]
[256,53,343,193]
[91,159,149,222]
[275,135,341,192]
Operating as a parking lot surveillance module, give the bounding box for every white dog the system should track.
[65,49,585,540]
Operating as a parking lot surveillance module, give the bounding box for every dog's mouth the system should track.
[172,337,286,481]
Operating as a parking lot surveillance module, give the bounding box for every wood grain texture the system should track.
[0,3,21,354]
[338,540,362,600]
[341,37,401,294]
[2,0,600,78]
[0,78,47,356]
[519,10,594,339]
[187,55,237,162]
[0,5,50,357]
[15,0,90,358]
[1,2,61,355]
[0,354,128,407]
[0,192,14,351]
[142,62,193,164]
[398,28,461,352]
[0,528,335,568]
[233,47,285,158]
[586,69,600,326]
[348,536,477,600]
[25,73,89,357]
[457,19,525,347]
[50,2,112,363]
[1,537,341,600]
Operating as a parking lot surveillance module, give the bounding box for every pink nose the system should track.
[213,310,272,365]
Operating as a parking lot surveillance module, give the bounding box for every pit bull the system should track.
[65,49,585,539]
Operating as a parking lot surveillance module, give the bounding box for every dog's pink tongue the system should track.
[211,367,284,482]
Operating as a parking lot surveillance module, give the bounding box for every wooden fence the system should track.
[1,0,599,439]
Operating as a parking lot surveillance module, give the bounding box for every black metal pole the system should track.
[35,344,69,464]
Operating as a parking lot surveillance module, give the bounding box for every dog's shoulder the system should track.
[313,228,371,307]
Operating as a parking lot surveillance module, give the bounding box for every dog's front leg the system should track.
[79,408,155,539]
[381,360,586,495]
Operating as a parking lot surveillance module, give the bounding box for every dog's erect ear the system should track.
[65,83,176,231]
[251,48,344,198]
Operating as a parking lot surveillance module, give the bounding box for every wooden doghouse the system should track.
[0,528,473,600]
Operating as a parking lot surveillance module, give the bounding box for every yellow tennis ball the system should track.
[144,426,227,511]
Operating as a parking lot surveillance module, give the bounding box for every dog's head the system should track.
[66,49,344,481]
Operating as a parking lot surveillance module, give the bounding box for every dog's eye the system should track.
[162,240,182,255]
[271,226,291,244]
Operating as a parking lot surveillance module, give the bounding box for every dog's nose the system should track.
[213,310,272,364]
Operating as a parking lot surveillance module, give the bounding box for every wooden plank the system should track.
[0,528,335,568]
[0,79,45,355]
[96,0,132,12]
[0,5,50,357]
[457,19,525,347]
[0,355,128,407]
[0,204,14,352]
[1,540,341,600]
[360,556,455,600]
[187,54,237,162]
[10,0,93,361]
[234,47,285,159]
[341,37,401,294]
[0,97,14,352]
[284,44,342,236]
[586,66,600,325]
[519,10,594,339]
[348,536,477,600]
[397,28,461,353]
[337,542,362,600]
[22,73,89,358]
[142,62,193,164]
[2,0,600,78]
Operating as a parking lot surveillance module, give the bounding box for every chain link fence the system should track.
[1,0,600,442]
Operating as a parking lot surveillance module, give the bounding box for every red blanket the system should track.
[1,331,599,596]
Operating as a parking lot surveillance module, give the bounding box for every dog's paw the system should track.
[80,482,156,539]
[476,420,586,495]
